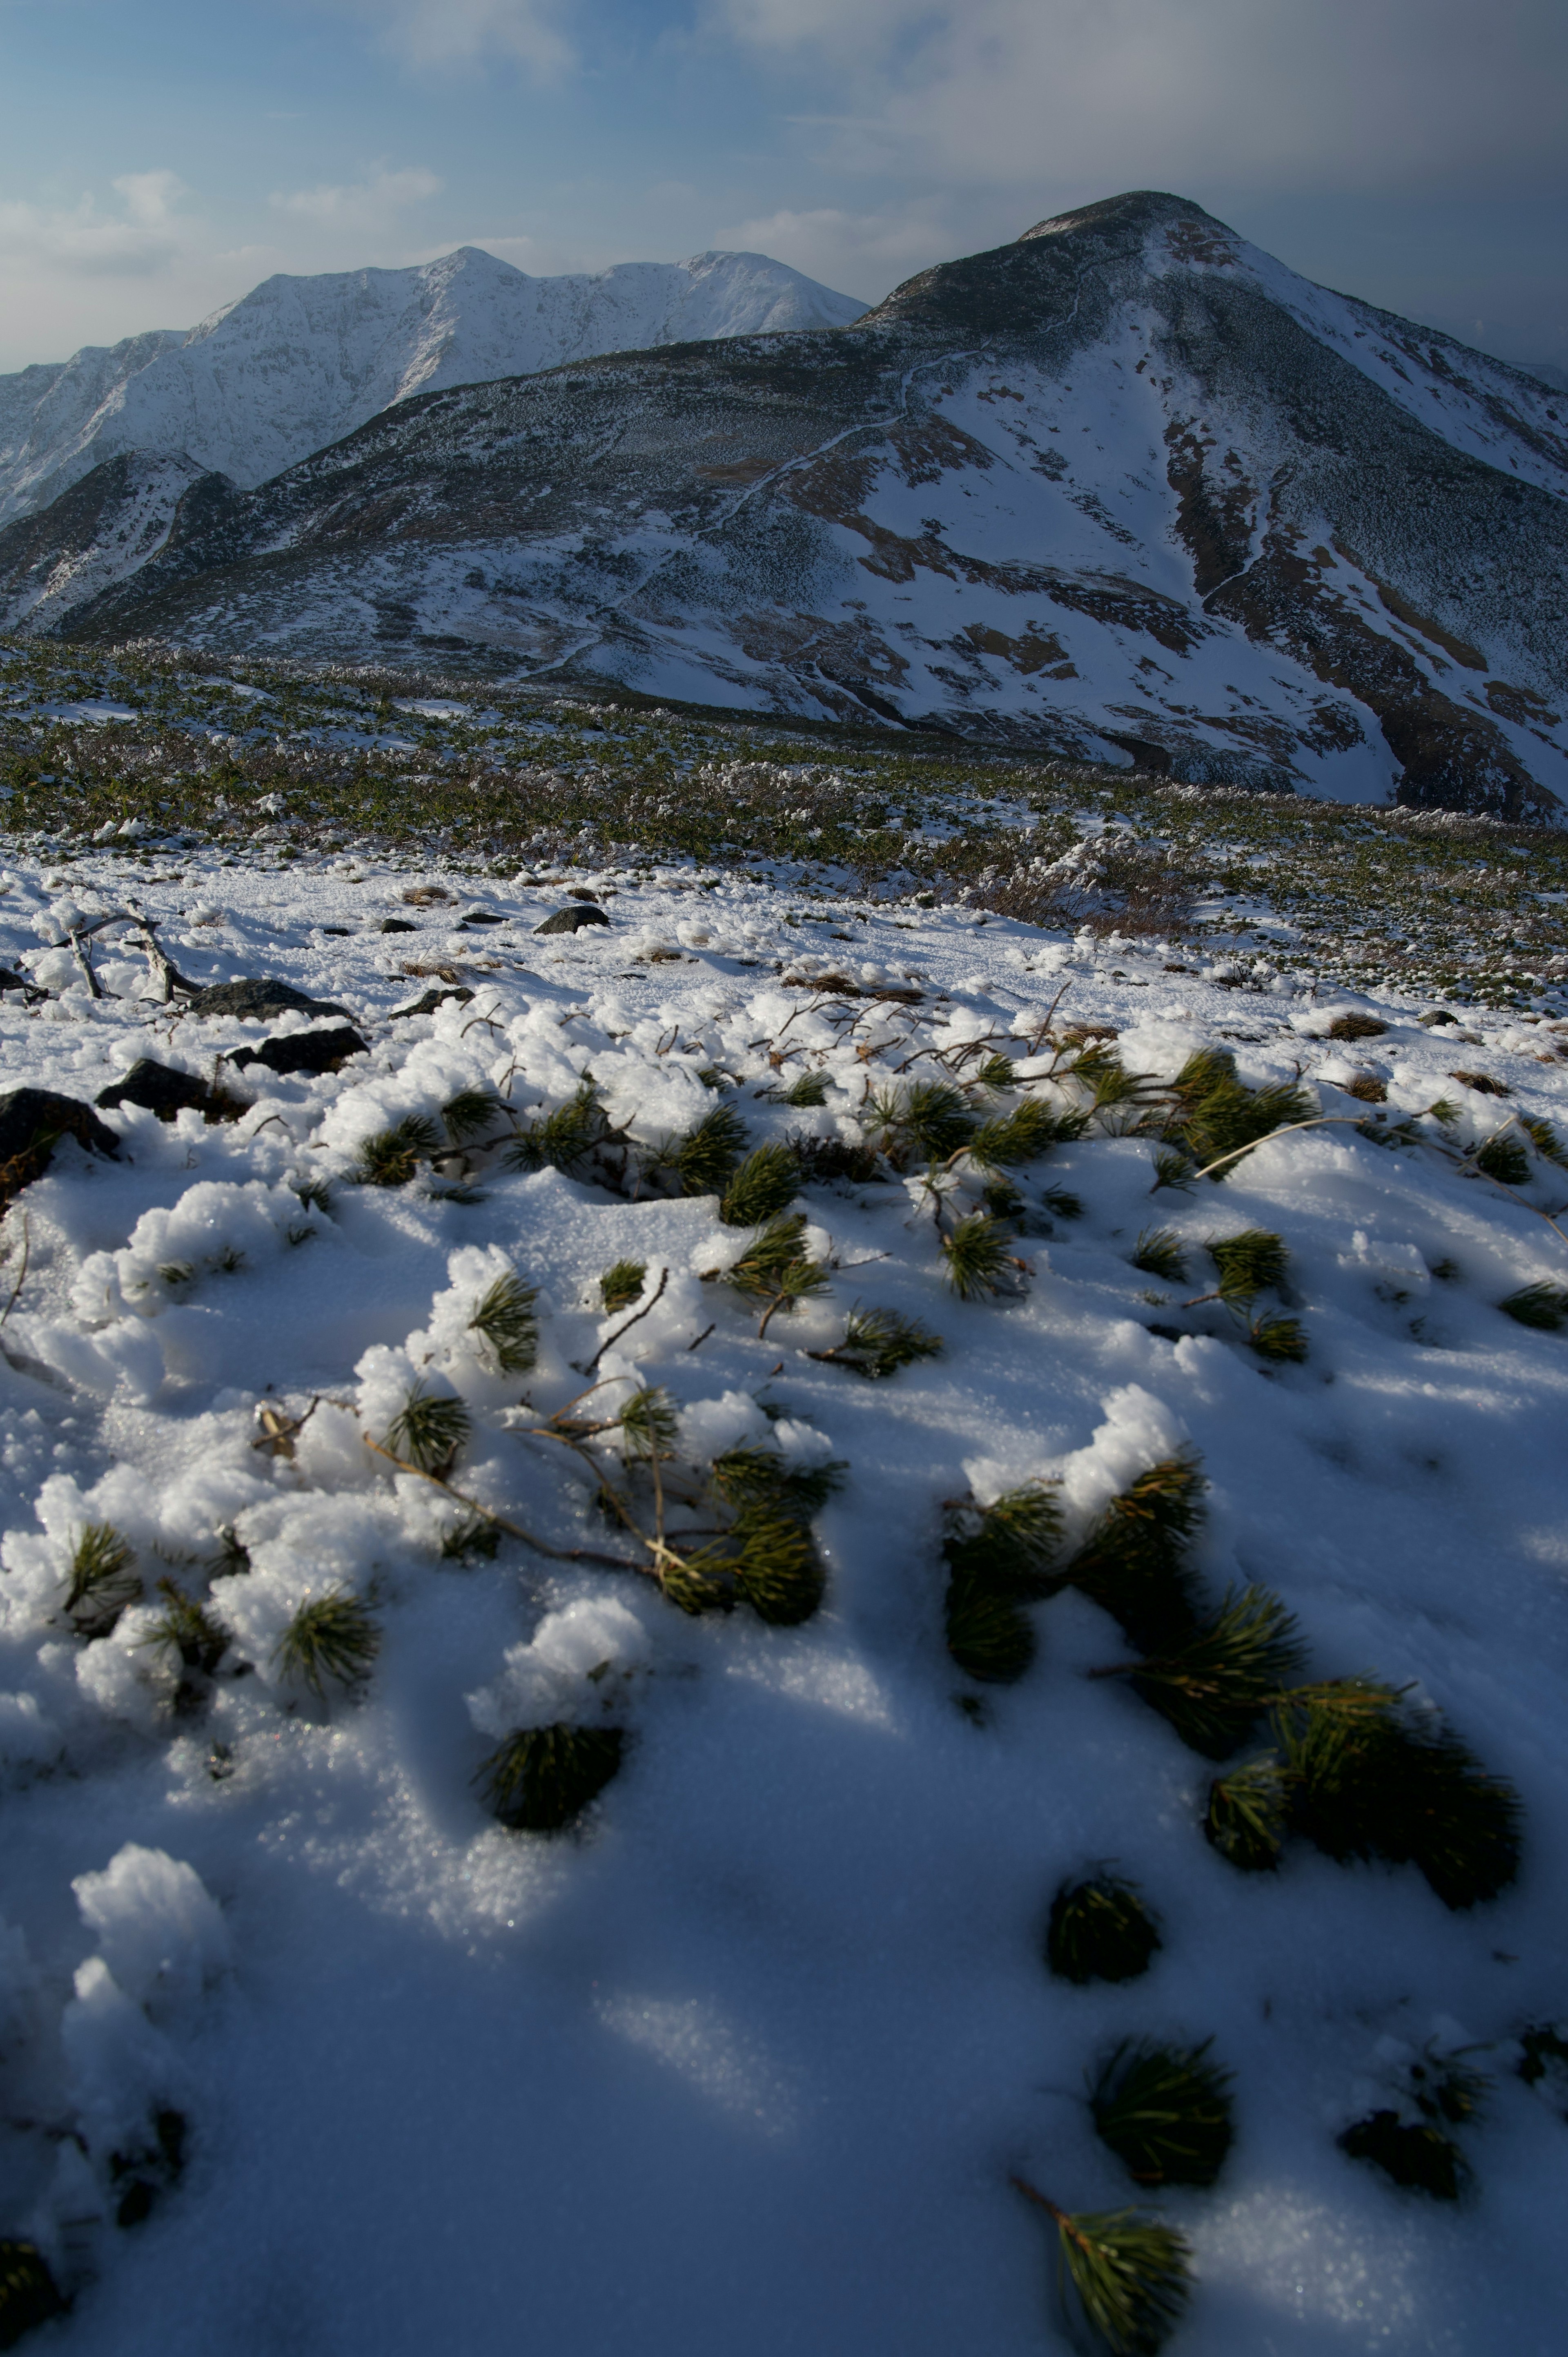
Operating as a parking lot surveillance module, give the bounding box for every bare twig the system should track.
[578,1264,669,1375]
[362,1434,647,1572]
[686,1321,716,1351]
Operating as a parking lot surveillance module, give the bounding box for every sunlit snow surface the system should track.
[0,850,1564,2355]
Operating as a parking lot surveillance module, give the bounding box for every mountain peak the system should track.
[1017,188,1225,243]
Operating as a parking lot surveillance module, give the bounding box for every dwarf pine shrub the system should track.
[385,1384,471,1476]
[940,1211,1015,1301]
[709,1445,845,1520]
[274,1590,379,1699]
[356,1114,441,1186]
[467,1270,539,1373]
[1207,1229,1288,1299]
[140,1579,228,1676]
[671,1102,748,1195]
[1498,1282,1568,1331]
[477,1723,624,1832]
[0,2240,65,2342]
[65,1522,141,1638]
[1156,1048,1312,1179]
[722,1214,831,1330]
[1474,1135,1531,1187]
[1064,1454,1205,1655]
[441,1087,504,1144]
[1130,1229,1187,1283]
[809,1304,944,1379]
[506,1079,611,1176]
[598,1258,647,1314]
[943,1482,1061,1684]
[1089,2038,1235,2189]
[719,1142,800,1226]
[967,1100,1063,1171]
[1047,1874,1162,1985]
[1337,2111,1467,2199]
[1013,2182,1192,2357]
[1105,1585,1307,1759]
[866,1079,978,1166]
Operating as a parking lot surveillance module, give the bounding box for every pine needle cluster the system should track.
[439,1514,500,1562]
[940,1211,1016,1301]
[477,1722,624,1832]
[385,1384,472,1477]
[598,1258,648,1314]
[866,1079,978,1166]
[1047,1873,1162,1985]
[721,1213,831,1332]
[467,1270,539,1373]
[1474,1134,1531,1186]
[355,1113,442,1187]
[1106,1585,1308,1759]
[1338,2046,1488,2199]
[808,1304,944,1379]
[719,1142,800,1226]
[670,1102,748,1195]
[665,1448,837,1624]
[273,1589,380,1699]
[140,1578,229,1676]
[617,1385,680,1461]
[966,1099,1064,1171]
[0,2241,65,2344]
[777,1069,828,1107]
[1130,1229,1187,1283]
[1206,1680,1522,1907]
[943,1481,1062,1684]
[1497,1281,1568,1331]
[506,1079,614,1176]
[1064,1454,1206,1654]
[1153,1048,1313,1182]
[441,1087,505,1145]
[64,1521,141,1638]
[1015,2182,1192,2357]
[1089,2038,1236,2188]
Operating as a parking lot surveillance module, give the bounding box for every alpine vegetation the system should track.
[0,671,1559,2356]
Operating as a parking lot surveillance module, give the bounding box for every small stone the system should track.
[228,1026,369,1077]
[534,905,609,935]
[378,918,419,934]
[96,1060,220,1120]
[390,985,475,1019]
[180,978,353,1021]
[0,1086,120,1204]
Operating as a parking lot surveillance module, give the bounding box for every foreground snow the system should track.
[0,847,1565,2355]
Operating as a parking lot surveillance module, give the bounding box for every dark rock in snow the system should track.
[96,1059,236,1121]
[228,1025,369,1077]
[378,918,419,934]
[390,985,474,1019]
[534,905,608,935]
[459,910,505,928]
[180,977,352,1021]
[0,1086,120,1204]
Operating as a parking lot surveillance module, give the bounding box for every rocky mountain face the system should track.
[0,245,867,525]
[8,192,1567,817]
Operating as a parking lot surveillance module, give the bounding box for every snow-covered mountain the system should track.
[0,245,868,525]
[9,192,1568,818]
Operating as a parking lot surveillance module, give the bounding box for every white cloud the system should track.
[0,170,192,278]
[715,0,1568,194]
[715,198,960,299]
[270,164,443,229]
[343,0,573,75]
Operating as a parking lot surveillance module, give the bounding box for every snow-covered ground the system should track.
[0,846,1565,2355]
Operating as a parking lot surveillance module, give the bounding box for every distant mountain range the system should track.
[4,192,1565,818]
[0,245,867,525]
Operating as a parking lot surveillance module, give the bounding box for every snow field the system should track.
[0,850,1563,2353]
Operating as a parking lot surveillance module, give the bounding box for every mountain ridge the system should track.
[7,191,1566,819]
[0,244,869,527]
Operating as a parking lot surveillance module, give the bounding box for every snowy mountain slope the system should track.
[0,245,868,526]
[0,837,1564,2355]
[33,192,1565,823]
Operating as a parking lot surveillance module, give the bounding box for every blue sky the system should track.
[1,0,1564,377]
